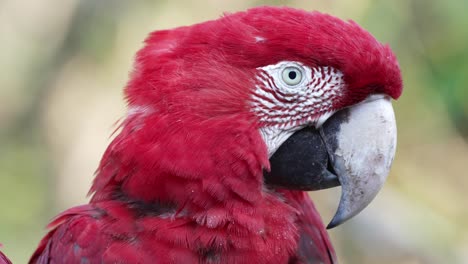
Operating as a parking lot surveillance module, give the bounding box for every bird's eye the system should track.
[281,66,303,86]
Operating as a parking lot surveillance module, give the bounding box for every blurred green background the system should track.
[1,0,467,263]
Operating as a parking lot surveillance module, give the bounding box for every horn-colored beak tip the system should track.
[322,96,397,228]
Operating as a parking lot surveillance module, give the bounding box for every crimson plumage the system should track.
[30,6,401,264]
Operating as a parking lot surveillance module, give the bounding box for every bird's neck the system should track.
[89,113,274,216]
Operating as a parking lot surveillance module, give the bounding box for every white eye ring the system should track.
[281,66,303,86]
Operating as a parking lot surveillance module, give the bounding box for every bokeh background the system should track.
[1,0,467,263]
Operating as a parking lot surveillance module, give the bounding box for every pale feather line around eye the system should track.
[256,74,297,104]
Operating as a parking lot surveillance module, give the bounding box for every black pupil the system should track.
[288,71,297,80]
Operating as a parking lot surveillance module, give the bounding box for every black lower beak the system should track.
[263,127,340,191]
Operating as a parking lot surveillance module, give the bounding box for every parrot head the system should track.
[92,6,402,229]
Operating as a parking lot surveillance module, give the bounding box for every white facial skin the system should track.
[252,61,345,157]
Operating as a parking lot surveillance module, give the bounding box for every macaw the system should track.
[30,6,402,264]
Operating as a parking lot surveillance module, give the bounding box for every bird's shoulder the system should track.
[28,201,170,263]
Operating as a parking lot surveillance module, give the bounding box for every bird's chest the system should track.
[128,214,298,264]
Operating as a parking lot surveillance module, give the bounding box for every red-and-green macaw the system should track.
[30,6,402,263]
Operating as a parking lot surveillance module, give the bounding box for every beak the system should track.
[263,95,397,228]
